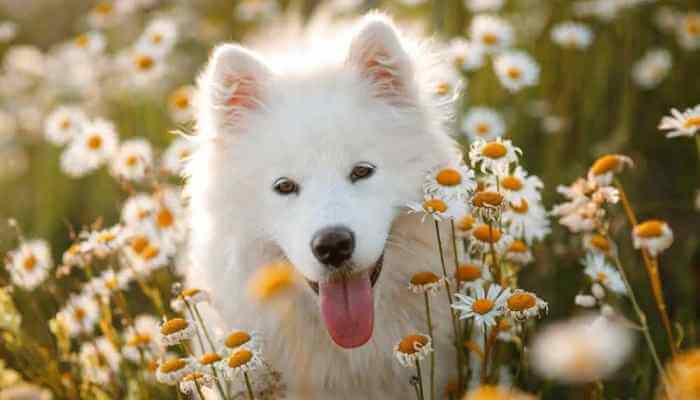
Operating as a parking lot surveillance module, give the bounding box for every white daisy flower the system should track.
[137,17,177,57]
[220,348,264,378]
[632,220,673,257]
[582,233,616,255]
[167,86,196,123]
[0,21,17,43]
[161,137,195,176]
[469,138,521,174]
[469,15,513,54]
[587,154,633,186]
[79,336,121,384]
[658,105,700,138]
[591,283,606,300]
[452,284,510,329]
[493,50,540,92]
[393,334,433,367]
[470,190,506,221]
[454,257,492,291]
[159,318,196,347]
[221,329,263,354]
[550,22,594,50]
[490,166,543,206]
[575,294,597,308]
[57,294,101,338]
[72,31,106,55]
[122,193,157,227]
[464,0,504,12]
[461,107,506,142]
[5,239,52,291]
[156,357,196,385]
[423,163,476,200]
[504,289,548,321]
[61,118,119,177]
[124,47,165,86]
[110,138,153,182]
[632,48,672,90]
[171,287,211,312]
[62,243,86,268]
[448,38,485,72]
[44,106,87,145]
[125,231,170,274]
[407,194,463,222]
[179,372,215,398]
[454,211,477,238]
[504,239,534,265]
[153,186,187,249]
[123,314,163,362]
[469,223,513,255]
[82,225,128,258]
[677,12,700,50]
[408,271,444,295]
[502,200,551,244]
[581,253,626,295]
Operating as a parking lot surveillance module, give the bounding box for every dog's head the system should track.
[193,14,456,348]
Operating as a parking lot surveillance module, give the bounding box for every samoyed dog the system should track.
[186,12,462,399]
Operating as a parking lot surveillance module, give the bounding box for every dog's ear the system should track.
[347,14,414,103]
[204,44,271,130]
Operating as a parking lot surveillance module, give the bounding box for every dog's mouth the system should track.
[305,253,384,349]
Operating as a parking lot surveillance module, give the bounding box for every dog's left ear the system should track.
[347,14,414,104]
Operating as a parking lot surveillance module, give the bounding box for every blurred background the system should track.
[0,0,698,398]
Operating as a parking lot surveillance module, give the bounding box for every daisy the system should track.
[62,118,118,176]
[454,212,477,238]
[153,186,187,250]
[86,268,133,299]
[393,333,433,367]
[198,352,224,369]
[156,357,196,385]
[62,243,86,268]
[122,193,157,227]
[408,271,444,295]
[575,294,597,308]
[447,38,485,72]
[179,372,215,398]
[407,194,462,222]
[171,287,211,312]
[123,314,163,362]
[72,31,106,55]
[550,22,594,50]
[531,315,634,383]
[125,47,165,86]
[581,252,626,295]
[665,348,700,399]
[87,1,123,29]
[453,257,492,291]
[502,200,551,244]
[632,48,672,90]
[658,105,700,138]
[221,348,264,377]
[469,223,513,254]
[463,385,536,400]
[221,329,262,353]
[167,85,196,123]
[490,166,543,206]
[469,15,513,54]
[110,138,153,182]
[504,289,548,321]
[632,220,673,257]
[137,17,177,57]
[582,233,616,255]
[5,239,52,291]
[469,138,521,174]
[678,12,700,50]
[125,232,170,274]
[452,284,510,329]
[504,240,534,265]
[161,137,195,176]
[44,106,87,145]
[587,154,633,186]
[159,318,196,346]
[461,107,506,142]
[470,190,505,220]
[464,0,504,12]
[57,294,101,338]
[423,163,476,200]
[79,337,121,384]
[82,225,128,258]
[493,50,540,92]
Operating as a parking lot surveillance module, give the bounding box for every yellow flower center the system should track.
[682,116,700,129]
[75,34,89,48]
[151,33,163,44]
[182,288,201,298]
[127,333,152,347]
[228,349,253,368]
[500,176,522,191]
[457,214,475,232]
[130,235,149,253]
[481,142,508,159]
[410,271,440,286]
[453,55,465,68]
[482,33,498,45]
[472,225,502,243]
[125,155,139,167]
[105,277,118,290]
[506,67,522,80]
[398,334,429,354]
[507,293,536,311]
[161,318,188,335]
[508,240,528,253]
[422,199,448,213]
[23,254,37,271]
[141,245,160,260]
[634,220,665,238]
[74,307,86,321]
[435,168,462,187]
[511,199,529,213]
[160,358,187,373]
[472,191,503,208]
[225,331,251,348]
[179,149,191,160]
[134,55,154,71]
[597,272,608,283]
[436,82,451,95]
[686,17,700,36]
[94,2,113,15]
[60,118,72,130]
[171,91,190,109]
[98,232,116,243]
[472,299,495,315]
[199,352,222,365]
[156,209,174,228]
[589,234,610,251]
[86,135,102,150]
[476,123,490,135]
[590,154,620,176]
[182,372,204,382]
[455,265,481,282]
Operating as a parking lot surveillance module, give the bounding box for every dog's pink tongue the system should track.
[319,271,374,349]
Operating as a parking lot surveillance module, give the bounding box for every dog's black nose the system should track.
[311,226,355,268]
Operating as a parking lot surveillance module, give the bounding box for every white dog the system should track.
[186,12,462,399]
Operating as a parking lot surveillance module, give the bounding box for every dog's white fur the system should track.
[186,12,462,399]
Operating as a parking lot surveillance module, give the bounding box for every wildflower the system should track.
[469,138,521,174]
[82,225,128,257]
[86,268,133,298]
[72,31,106,55]
[662,348,700,399]
[632,49,672,89]
[452,284,510,329]
[582,253,626,295]
[493,51,540,92]
[464,0,504,12]
[503,199,551,244]
[678,12,700,50]
[159,318,196,346]
[161,137,195,175]
[454,212,477,237]
[122,193,157,226]
[199,352,224,368]
[125,47,165,86]
[110,138,154,182]
[469,15,513,54]
[393,333,433,367]
[463,385,536,400]
[137,17,177,57]
[591,283,606,300]
[0,21,17,43]
[504,240,533,265]
[550,22,594,49]
[531,315,634,383]
[61,118,118,177]
[461,107,506,142]
[471,190,505,220]
[167,86,196,123]
[79,337,121,384]
[658,105,700,138]
[423,163,476,200]
[490,166,543,206]
[632,220,673,257]
[407,194,462,221]
[505,289,548,321]
[454,257,492,290]
[447,38,485,72]
[123,314,162,362]
[469,223,513,254]
[246,261,297,301]
[125,232,170,273]
[582,233,615,255]
[156,357,196,385]
[5,239,52,291]
[221,348,264,377]
[172,287,211,311]
[409,271,444,294]
[58,294,100,337]
[153,186,187,247]
[587,154,633,186]
[222,329,263,354]
[575,294,597,308]
[179,372,215,398]
[44,106,87,145]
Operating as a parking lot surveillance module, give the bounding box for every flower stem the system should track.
[481,327,490,384]
[415,359,425,400]
[183,300,206,354]
[194,379,206,400]
[434,220,464,389]
[243,372,255,400]
[193,304,217,352]
[424,293,435,400]
[487,222,502,285]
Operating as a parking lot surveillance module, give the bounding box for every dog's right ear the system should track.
[203,44,272,131]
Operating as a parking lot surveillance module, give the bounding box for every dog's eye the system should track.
[273,177,298,195]
[350,162,376,183]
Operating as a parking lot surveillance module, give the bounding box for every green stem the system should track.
[193,304,217,352]
[184,300,207,354]
[415,359,425,400]
[194,379,206,400]
[424,293,435,400]
[243,372,255,400]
